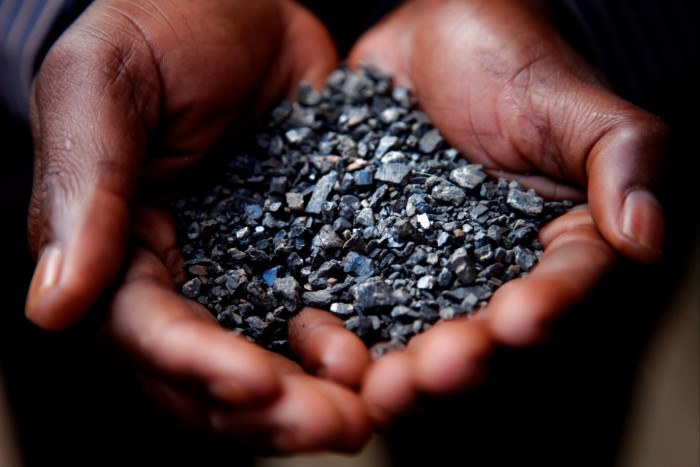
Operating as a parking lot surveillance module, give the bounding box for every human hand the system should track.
[347,0,665,425]
[24,0,337,331]
[22,0,379,452]
[101,206,372,454]
[350,0,668,263]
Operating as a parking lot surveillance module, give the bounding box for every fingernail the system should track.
[621,189,664,254]
[25,245,63,319]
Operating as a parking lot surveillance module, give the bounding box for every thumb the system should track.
[519,70,669,264]
[584,109,668,263]
[25,40,153,330]
[347,0,669,264]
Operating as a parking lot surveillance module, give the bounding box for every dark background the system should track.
[1,2,698,465]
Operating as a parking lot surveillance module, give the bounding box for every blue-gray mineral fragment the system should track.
[171,64,573,358]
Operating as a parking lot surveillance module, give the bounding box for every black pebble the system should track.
[171,64,573,357]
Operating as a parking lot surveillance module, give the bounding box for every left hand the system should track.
[346,0,661,426]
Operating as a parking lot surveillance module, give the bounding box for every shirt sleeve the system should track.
[0,0,89,122]
[554,0,700,101]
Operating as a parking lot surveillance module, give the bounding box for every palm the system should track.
[343,0,659,426]
[350,0,607,198]
[349,0,667,260]
[25,0,379,451]
[26,0,338,329]
[100,206,371,454]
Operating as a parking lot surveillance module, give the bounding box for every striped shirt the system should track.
[0,0,86,122]
[557,0,699,101]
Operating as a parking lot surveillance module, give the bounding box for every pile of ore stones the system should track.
[171,64,572,358]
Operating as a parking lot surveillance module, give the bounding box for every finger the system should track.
[483,169,586,203]
[23,0,339,331]
[486,208,617,347]
[345,0,415,88]
[516,68,669,264]
[107,245,281,406]
[359,318,493,428]
[288,307,370,388]
[25,28,157,330]
[585,118,668,263]
[360,350,417,429]
[349,0,668,265]
[211,375,372,454]
[407,318,493,394]
[275,0,339,94]
[132,206,187,285]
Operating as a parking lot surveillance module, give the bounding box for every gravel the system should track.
[171,64,573,359]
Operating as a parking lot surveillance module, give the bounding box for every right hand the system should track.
[25,0,337,331]
[24,0,376,453]
[102,207,371,454]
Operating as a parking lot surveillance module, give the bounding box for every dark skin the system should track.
[24,0,371,454]
[344,0,668,426]
[23,0,669,451]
